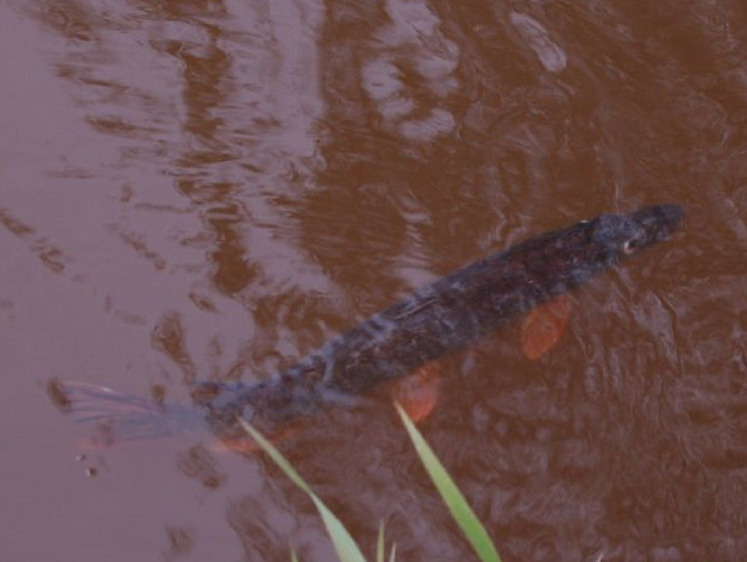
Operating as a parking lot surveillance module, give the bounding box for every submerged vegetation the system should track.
[239,405,502,562]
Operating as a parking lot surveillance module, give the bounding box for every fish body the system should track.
[51,204,683,447]
[191,204,683,439]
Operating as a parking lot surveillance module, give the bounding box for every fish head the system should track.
[591,204,683,260]
[544,204,683,290]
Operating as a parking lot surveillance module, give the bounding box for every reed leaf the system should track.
[238,419,368,562]
[395,403,501,562]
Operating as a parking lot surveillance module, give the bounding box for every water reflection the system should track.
[3,0,746,560]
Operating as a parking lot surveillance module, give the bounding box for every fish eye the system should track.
[622,239,637,254]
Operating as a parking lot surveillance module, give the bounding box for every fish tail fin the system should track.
[48,379,203,450]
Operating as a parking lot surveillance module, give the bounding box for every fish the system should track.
[49,204,683,450]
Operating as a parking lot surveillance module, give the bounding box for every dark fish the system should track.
[49,204,683,449]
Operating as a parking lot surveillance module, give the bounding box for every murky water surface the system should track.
[1,1,746,560]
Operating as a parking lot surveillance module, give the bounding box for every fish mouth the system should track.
[629,203,684,246]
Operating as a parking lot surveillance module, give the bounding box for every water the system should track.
[1,1,745,560]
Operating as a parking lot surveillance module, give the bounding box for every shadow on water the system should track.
[2,0,747,560]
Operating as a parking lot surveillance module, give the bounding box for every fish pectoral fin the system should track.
[391,361,441,423]
[520,294,572,360]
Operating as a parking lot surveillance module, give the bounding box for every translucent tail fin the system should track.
[48,379,204,450]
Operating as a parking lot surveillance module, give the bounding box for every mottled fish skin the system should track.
[194,204,683,439]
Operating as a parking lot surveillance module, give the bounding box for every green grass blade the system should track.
[290,549,299,562]
[238,418,367,562]
[376,522,385,562]
[395,403,501,562]
[309,495,368,562]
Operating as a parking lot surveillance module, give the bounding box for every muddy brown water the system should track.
[1,1,746,561]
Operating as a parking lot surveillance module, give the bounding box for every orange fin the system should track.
[520,295,572,360]
[211,437,261,455]
[211,425,299,455]
[391,362,440,422]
